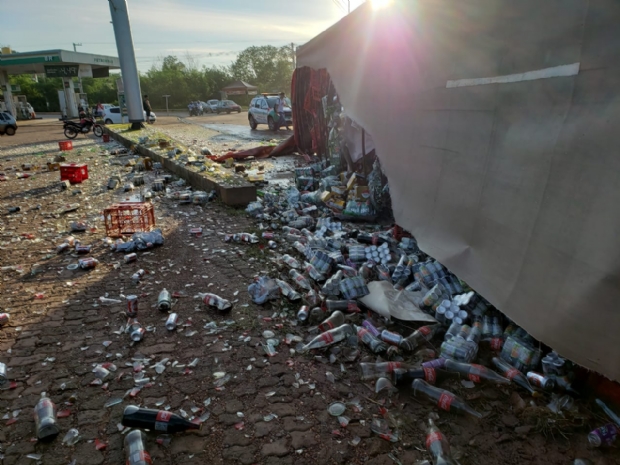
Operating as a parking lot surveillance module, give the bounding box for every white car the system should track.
[248,95,292,130]
[102,106,156,124]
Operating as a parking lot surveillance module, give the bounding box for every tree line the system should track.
[8,45,294,112]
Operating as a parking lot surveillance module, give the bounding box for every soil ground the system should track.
[0,120,619,465]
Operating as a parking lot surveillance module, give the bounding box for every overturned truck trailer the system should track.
[295,0,620,381]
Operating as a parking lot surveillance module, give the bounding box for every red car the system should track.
[216,100,241,114]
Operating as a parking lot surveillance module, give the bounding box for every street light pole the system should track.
[73,42,83,93]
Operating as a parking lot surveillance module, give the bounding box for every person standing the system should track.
[143,95,152,124]
[277,92,289,130]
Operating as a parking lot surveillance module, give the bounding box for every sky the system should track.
[1,0,367,71]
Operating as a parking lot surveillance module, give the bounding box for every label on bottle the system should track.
[155,410,172,432]
[372,235,379,245]
[320,332,334,344]
[468,374,481,383]
[490,338,503,350]
[419,326,431,336]
[506,368,519,380]
[347,302,360,312]
[127,450,152,465]
[424,367,437,385]
[438,392,454,411]
[387,362,401,373]
[321,321,335,331]
[425,431,443,449]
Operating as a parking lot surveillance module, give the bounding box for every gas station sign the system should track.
[44,65,79,78]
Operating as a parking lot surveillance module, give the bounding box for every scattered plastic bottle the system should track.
[301,324,354,352]
[124,430,152,465]
[444,360,510,384]
[551,374,580,395]
[34,393,60,440]
[304,262,325,281]
[596,399,620,427]
[392,367,458,386]
[401,325,440,351]
[157,289,172,312]
[425,418,459,465]
[326,299,359,313]
[359,362,412,381]
[289,269,312,290]
[275,279,301,301]
[362,320,381,337]
[201,293,232,312]
[356,325,388,353]
[132,269,145,282]
[492,357,539,396]
[318,311,345,332]
[122,405,201,433]
[280,254,301,269]
[412,379,482,418]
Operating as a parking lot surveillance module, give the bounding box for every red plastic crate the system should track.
[58,140,73,151]
[60,163,89,184]
[104,202,156,237]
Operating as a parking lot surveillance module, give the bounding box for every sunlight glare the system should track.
[371,0,392,10]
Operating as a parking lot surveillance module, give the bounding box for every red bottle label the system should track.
[425,431,443,449]
[419,326,431,336]
[321,321,335,331]
[372,235,379,245]
[155,410,172,432]
[424,367,437,385]
[387,362,401,373]
[506,368,519,380]
[468,374,481,383]
[347,302,360,312]
[438,392,454,411]
[321,332,334,344]
[490,338,503,350]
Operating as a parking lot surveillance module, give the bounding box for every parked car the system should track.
[0,111,17,136]
[102,106,156,124]
[216,100,241,114]
[206,100,220,112]
[199,101,213,114]
[248,94,292,130]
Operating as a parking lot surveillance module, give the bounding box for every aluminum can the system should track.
[165,313,178,331]
[126,295,139,318]
[124,253,138,263]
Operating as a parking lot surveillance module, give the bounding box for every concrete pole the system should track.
[163,95,170,115]
[0,70,15,117]
[109,0,144,128]
[62,77,79,118]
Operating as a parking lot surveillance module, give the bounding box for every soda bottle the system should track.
[303,290,320,307]
[157,288,172,312]
[34,393,60,440]
[588,423,619,447]
[297,305,310,323]
[201,293,232,311]
[280,254,301,269]
[481,315,493,340]
[425,418,459,465]
[596,399,620,427]
[132,269,145,282]
[356,325,388,353]
[325,299,359,313]
[362,320,381,337]
[318,310,345,332]
[393,367,459,386]
[400,325,440,351]
[122,405,201,433]
[526,372,556,391]
[551,375,580,396]
[491,357,539,396]
[289,269,312,290]
[125,430,152,465]
[275,279,301,301]
[300,324,354,352]
[411,379,482,418]
[359,362,412,381]
[304,262,325,281]
[308,307,326,325]
[444,359,510,384]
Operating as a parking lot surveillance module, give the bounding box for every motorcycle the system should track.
[63,115,103,139]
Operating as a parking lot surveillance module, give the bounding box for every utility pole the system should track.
[162,95,170,115]
[290,43,296,68]
[73,42,83,93]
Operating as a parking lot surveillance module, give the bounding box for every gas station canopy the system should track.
[0,49,120,78]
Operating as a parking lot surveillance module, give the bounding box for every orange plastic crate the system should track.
[104,202,155,237]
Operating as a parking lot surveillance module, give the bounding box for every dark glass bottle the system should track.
[122,405,201,433]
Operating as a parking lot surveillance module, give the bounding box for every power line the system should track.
[332,0,345,11]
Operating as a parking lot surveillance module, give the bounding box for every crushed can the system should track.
[126,295,139,318]
[131,326,145,342]
[78,258,98,270]
[124,253,138,264]
[132,269,145,283]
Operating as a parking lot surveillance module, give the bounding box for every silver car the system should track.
[0,112,17,136]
